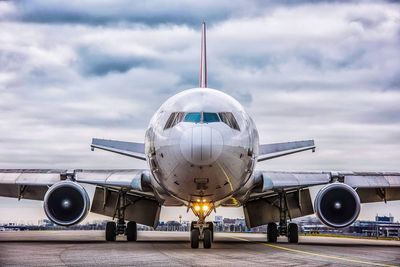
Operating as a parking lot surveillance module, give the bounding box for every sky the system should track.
[0,0,399,224]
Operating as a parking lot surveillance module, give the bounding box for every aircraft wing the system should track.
[91,138,146,160]
[258,140,315,162]
[237,170,400,228]
[0,169,162,227]
[247,170,400,201]
[0,169,155,201]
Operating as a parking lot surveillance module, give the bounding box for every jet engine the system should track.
[314,183,360,228]
[43,181,90,226]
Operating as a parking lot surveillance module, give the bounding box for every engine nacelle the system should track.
[314,183,360,228]
[43,181,90,226]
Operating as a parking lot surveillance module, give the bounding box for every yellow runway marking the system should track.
[231,237,398,267]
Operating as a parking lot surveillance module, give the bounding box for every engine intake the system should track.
[43,181,90,226]
[314,183,360,228]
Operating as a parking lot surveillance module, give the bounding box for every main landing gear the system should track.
[105,190,138,242]
[267,222,298,244]
[267,191,299,244]
[190,201,214,249]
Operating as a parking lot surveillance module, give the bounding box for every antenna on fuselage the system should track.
[199,21,207,88]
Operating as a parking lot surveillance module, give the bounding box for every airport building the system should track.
[1,215,399,239]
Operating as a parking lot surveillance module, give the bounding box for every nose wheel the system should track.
[190,221,213,249]
[203,228,212,249]
[190,228,200,248]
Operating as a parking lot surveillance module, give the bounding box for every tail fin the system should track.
[199,22,207,88]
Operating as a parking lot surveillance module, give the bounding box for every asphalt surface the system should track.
[0,231,399,267]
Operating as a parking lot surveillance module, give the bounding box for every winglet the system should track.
[199,21,207,88]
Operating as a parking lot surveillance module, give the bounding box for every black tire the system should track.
[288,223,299,244]
[267,222,278,243]
[203,229,212,249]
[208,222,214,241]
[126,221,137,242]
[190,229,200,249]
[105,221,116,241]
[190,221,196,232]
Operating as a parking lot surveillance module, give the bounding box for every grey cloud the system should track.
[0,1,399,169]
[1,0,243,26]
[76,47,156,76]
[1,0,384,26]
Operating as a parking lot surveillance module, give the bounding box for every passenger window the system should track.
[184,112,201,123]
[203,112,220,123]
[164,112,185,129]
[219,112,240,131]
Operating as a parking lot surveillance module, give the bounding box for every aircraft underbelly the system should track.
[152,144,252,203]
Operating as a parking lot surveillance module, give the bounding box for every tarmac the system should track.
[0,231,399,267]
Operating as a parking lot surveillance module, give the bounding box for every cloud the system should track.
[0,1,399,167]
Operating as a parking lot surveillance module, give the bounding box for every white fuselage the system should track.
[145,88,259,205]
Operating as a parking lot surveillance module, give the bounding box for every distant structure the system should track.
[1,215,399,238]
[375,214,394,223]
[297,214,400,238]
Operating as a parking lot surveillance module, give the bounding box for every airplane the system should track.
[0,22,399,249]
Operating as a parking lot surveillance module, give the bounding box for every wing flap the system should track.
[91,187,160,228]
[244,188,314,228]
[342,172,400,188]
[0,170,65,186]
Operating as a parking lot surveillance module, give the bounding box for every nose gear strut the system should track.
[189,200,214,249]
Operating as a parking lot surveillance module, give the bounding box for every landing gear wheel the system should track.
[190,229,200,249]
[208,222,214,241]
[105,221,116,241]
[267,222,278,243]
[203,229,212,249]
[190,221,196,231]
[287,223,299,244]
[126,221,137,242]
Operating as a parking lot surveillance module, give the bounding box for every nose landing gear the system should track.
[190,201,214,249]
[190,221,214,249]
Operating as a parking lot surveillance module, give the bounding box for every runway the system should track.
[0,231,399,267]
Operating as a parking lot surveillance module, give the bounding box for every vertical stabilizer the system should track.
[199,22,207,88]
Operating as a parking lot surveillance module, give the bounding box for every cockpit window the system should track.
[164,112,185,129]
[184,112,201,123]
[219,112,240,131]
[164,111,239,131]
[203,112,220,123]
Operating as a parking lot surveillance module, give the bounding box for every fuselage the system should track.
[145,88,259,205]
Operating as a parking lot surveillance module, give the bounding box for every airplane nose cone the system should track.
[180,126,223,165]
